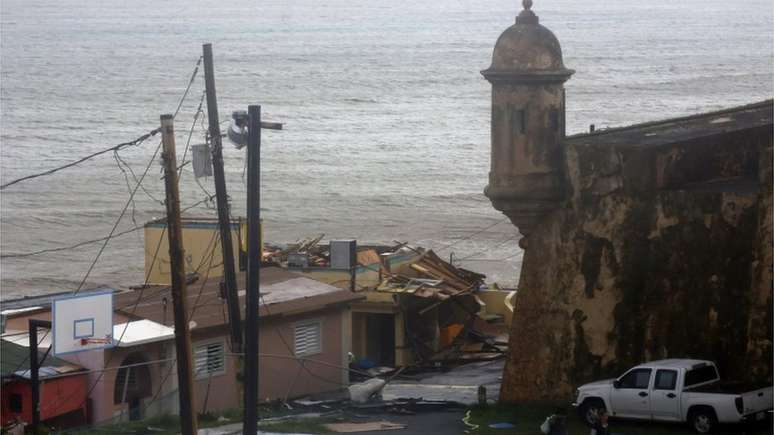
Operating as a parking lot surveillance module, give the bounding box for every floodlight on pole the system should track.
[228,111,283,150]
[228,110,249,149]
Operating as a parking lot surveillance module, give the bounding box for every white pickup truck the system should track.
[573,359,772,433]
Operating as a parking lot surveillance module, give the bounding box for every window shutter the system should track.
[294,322,322,356]
[194,341,225,378]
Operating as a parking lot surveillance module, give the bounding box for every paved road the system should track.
[199,359,504,434]
[382,359,504,405]
[346,410,468,435]
[199,409,468,435]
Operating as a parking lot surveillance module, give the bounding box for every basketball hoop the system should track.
[80,335,112,346]
[52,290,114,355]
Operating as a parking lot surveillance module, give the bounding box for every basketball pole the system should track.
[28,319,51,433]
[160,114,198,435]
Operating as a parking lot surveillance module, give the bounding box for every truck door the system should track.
[650,369,681,421]
[610,368,652,419]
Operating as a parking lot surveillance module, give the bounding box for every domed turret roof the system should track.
[482,0,573,83]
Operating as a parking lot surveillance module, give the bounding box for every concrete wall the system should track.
[94,342,172,424]
[147,305,353,415]
[144,220,248,286]
[257,306,349,400]
[3,296,353,420]
[476,289,516,326]
[499,120,773,402]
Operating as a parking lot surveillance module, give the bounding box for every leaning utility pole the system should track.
[243,105,262,435]
[160,114,198,435]
[202,43,242,352]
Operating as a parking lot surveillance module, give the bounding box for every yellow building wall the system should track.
[144,219,249,285]
[476,289,517,326]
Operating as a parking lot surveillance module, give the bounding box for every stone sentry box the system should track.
[481,0,573,247]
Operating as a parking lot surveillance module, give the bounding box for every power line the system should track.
[43,228,221,416]
[1,226,143,259]
[114,148,165,208]
[180,91,214,200]
[4,56,205,387]
[4,135,164,378]
[172,56,203,121]
[459,250,525,262]
[0,197,213,260]
[0,130,160,190]
[455,235,521,262]
[0,56,202,192]
[107,230,223,420]
[429,218,509,253]
[64,77,216,413]
[257,285,352,387]
[67,154,213,415]
[179,91,206,179]
[72,53,204,297]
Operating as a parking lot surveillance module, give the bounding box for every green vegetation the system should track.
[64,413,182,434]
[464,404,772,435]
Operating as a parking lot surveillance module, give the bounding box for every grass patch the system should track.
[62,409,336,434]
[64,413,182,434]
[465,403,772,435]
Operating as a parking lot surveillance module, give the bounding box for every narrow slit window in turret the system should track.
[511,107,527,136]
[549,107,559,132]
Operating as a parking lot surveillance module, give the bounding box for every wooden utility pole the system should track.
[202,43,243,352]
[160,114,198,435]
[243,105,262,435]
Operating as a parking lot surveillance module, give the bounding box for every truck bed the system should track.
[687,381,772,395]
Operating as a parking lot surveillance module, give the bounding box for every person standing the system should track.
[590,409,610,435]
[540,407,569,435]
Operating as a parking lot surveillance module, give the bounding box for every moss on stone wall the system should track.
[499,126,772,402]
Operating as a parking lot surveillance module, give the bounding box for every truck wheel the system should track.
[579,399,606,427]
[689,408,717,434]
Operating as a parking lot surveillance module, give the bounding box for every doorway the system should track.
[114,353,152,421]
[365,313,395,367]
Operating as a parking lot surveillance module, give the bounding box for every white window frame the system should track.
[193,339,226,380]
[293,320,323,357]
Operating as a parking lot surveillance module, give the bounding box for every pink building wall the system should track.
[192,305,350,413]
[3,304,351,422]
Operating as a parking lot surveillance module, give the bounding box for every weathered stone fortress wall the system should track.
[482,1,773,402]
[501,104,772,401]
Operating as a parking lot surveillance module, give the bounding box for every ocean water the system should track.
[1,0,772,298]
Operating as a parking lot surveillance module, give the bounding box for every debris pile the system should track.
[376,249,485,300]
[266,236,515,371]
[262,234,328,267]
[263,235,391,270]
[373,247,508,366]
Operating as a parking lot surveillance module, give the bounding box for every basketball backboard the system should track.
[52,290,114,355]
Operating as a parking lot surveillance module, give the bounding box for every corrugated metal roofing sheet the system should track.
[1,339,84,379]
[113,319,175,347]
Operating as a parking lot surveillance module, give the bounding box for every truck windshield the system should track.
[684,365,719,388]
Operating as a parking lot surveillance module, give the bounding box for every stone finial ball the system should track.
[523,0,533,10]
